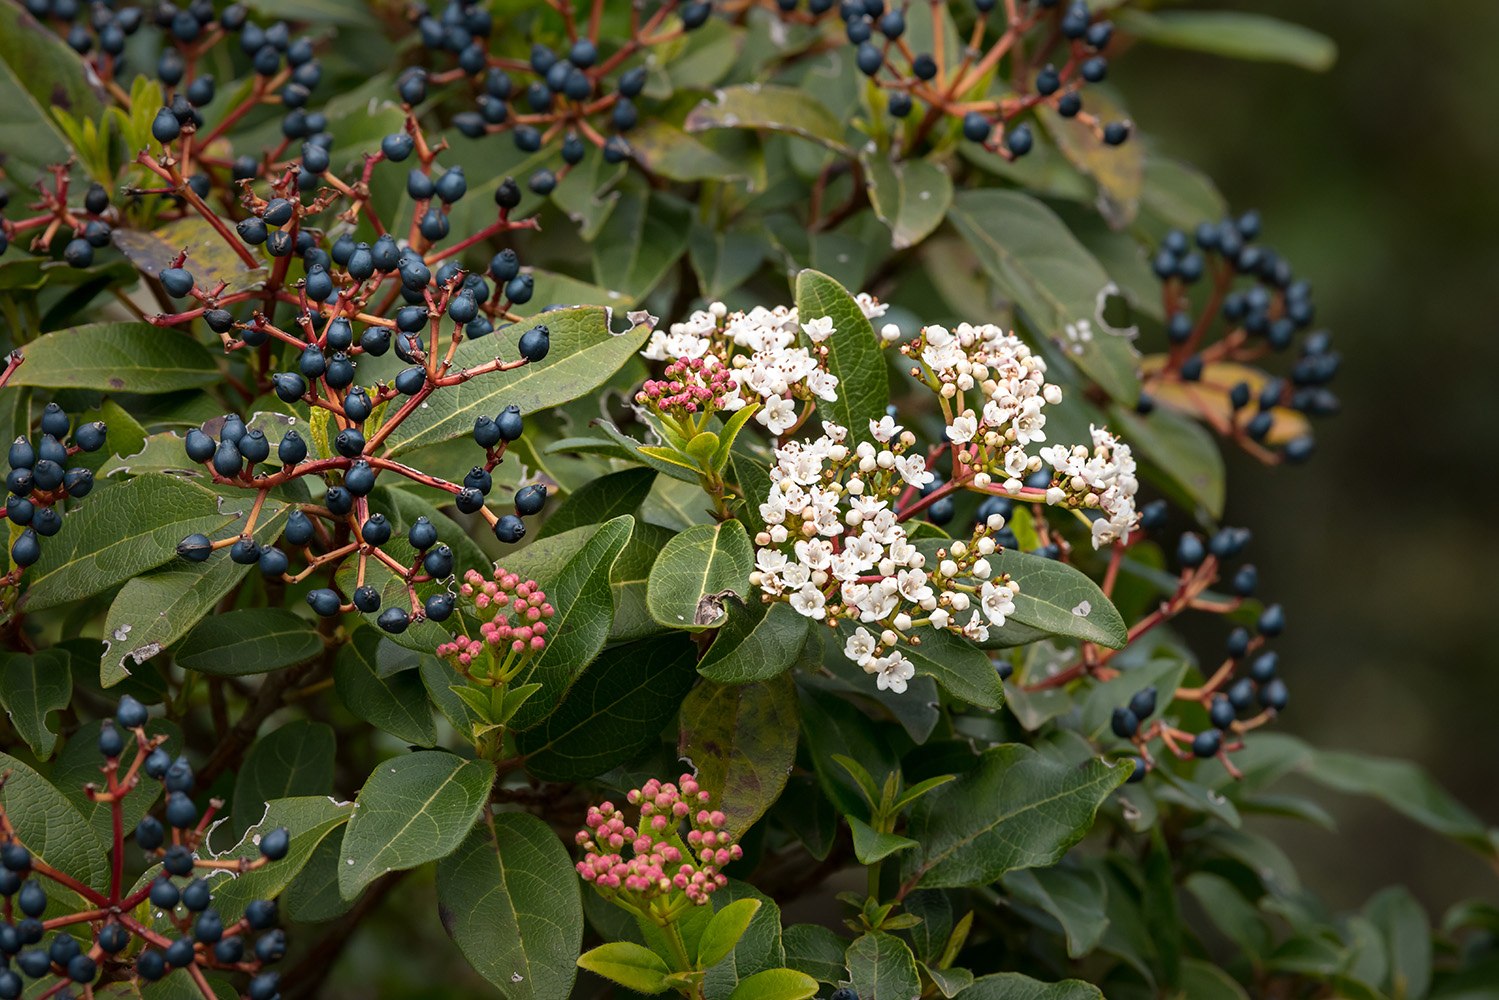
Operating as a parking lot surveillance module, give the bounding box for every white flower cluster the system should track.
[909,323,1064,492]
[1040,425,1141,547]
[640,297,888,436]
[752,419,1019,695]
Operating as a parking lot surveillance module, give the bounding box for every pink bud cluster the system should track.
[574,774,742,907]
[435,566,556,665]
[634,357,736,419]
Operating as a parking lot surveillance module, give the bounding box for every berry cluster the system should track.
[575,774,742,914]
[1139,211,1336,465]
[1019,496,1289,780]
[403,0,713,190]
[0,696,288,1000]
[0,167,120,270]
[3,394,108,585]
[768,0,1131,158]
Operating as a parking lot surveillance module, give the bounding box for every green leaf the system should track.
[900,744,1129,889]
[698,600,811,684]
[229,721,336,839]
[0,3,105,177]
[679,673,798,837]
[334,627,438,746]
[1364,887,1431,1000]
[383,309,652,455]
[0,752,106,889]
[577,942,672,994]
[957,972,1104,1000]
[590,420,704,485]
[174,608,321,677]
[1117,11,1337,72]
[23,474,238,612]
[1302,749,1499,858]
[112,217,268,296]
[628,120,749,183]
[539,467,656,539]
[793,269,890,437]
[926,966,975,999]
[865,621,1004,709]
[1037,90,1143,228]
[647,521,754,631]
[863,155,954,250]
[846,932,921,1000]
[592,192,692,304]
[508,516,634,730]
[699,899,764,969]
[686,85,851,154]
[989,549,1129,648]
[1140,157,1228,236]
[798,684,898,819]
[847,817,918,865]
[689,225,770,300]
[726,969,818,1000]
[436,812,584,1000]
[0,648,70,759]
[1002,865,1110,958]
[948,189,1139,401]
[517,634,698,781]
[337,752,495,899]
[783,924,847,984]
[9,324,220,393]
[98,497,293,686]
[206,796,354,922]
[1109,404,1225,519]
[702,882,786,998]
[609,520,673,643]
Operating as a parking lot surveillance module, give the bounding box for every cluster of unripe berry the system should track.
[773,0,1131,158]
[1140,210,1335,465]
[3,403,107,580]
[405,0,714,189]
[0,696,288,1000]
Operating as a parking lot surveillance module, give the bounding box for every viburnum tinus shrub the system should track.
[0,1,1492,998]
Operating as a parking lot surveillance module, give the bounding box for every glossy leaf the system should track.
[0,647,70,759]
[793,268,890,437]
[646,520,754,631]
[436,812,584,1000]
[229,720,336,838]
[577,942,671,994]
[686,85,851,154]
[1117,11,1337,72]
[957,972,1104,1000]
[509,516,634,730]
[725,969,818,1000]
[592,192,692,304]
[334,628,438,746]
[207,796,354,922]
[699,899,763,969]
[1110,404,1225,518]
[175,608,322,677]
[337,752,495,899]
[383,308,652,455]
[948,189,1139,401]
[863,155,954,250]
[901,744,1129,889]
[539,467,656,539]
[845,932,921,1000]
[698,600,811,684]
[24,474,237,612]
[98,498,293,686]
[679,673,798,836]
[517,634,698,781]
[9,324,220,393]
[0,3,104,176]
[988,549,1129,648]
[0,752,106,889]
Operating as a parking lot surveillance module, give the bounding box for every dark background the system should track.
[1118,0,1499,913]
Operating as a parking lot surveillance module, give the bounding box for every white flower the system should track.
[979,580,1016,626]
[947,412,979,444]
[869,415,902,443]
[790,584,827,619]
[855,293,888,319]
[872,653,915,693]
[801,316,835,342]
[895,454,934,489]
[844,627,877,666]
[760,395,799,435]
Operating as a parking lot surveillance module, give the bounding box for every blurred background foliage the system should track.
[1117,0,1499,914]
